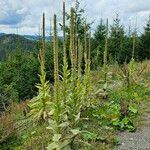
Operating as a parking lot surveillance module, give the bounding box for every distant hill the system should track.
[24,35,53,41]
[0,34,38,60]
[0,33,5,36]
[0,33,62,41]
[0,33,63,60]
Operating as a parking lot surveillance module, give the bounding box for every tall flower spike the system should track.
[84,20,88,63]
[53,14,59,102]
[62,1,69,103]
[88,31,91,65]
[70,7,75,76]
[53,14,60,123]
[132,19,137,59]
[42,13,45,63]
[74,0,78,69]
[104,19,108,83]
[63,1,66,60]
[78,39,83,78]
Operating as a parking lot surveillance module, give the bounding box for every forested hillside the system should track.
[0,34,38,60]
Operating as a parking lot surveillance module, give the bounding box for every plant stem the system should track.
[104,19,108,83]
[53,14,59,123]
[70,7,76,78]
[42,13,45,63]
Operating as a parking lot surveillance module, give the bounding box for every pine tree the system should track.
[139,16,150,60]
[109,14,125,63]
[92,19,106,68]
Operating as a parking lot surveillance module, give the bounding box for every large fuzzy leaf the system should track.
[53,134,62,142]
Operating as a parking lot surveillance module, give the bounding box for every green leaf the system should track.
[112,118,119,126]
[82,131,97,141]
[48,109,54,116]
[129,104,138,114]
[47,142,59,150]
[113,137,121,145]
[59,140,71,149]
[103,83,107,90]
[53,134,62,142]
[31,131,36,135]
[75,112,80,122]
[121,117,129,125]
[71,129,81,135]
[97,136,107,142]
[59,122,69,128]
[47,120,57,132]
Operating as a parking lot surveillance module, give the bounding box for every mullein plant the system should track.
[122,27,137,88]
[28,2,92,149]
[28,13,51,123]
[67,7,80,127]
[67,8,91,127]
[128,20,138,86]
[41,2,92,149]
[103,19,108,84]
[47,11,83,150]
[128,26,137,83]
[70,7,76,77]
[53,14,61,125]
[101,19,109,95]
[74,0,78,69]
[62,1,70,104]
[82,22,91,106]
[47,14,68,150]
[95,19,109,99]
[77,39,83,103]
[47,14,70,150]
[67,14,92,119]
[67,6,92,145]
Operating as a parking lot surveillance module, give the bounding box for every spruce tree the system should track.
[109,14,125,63]
[92,19,106,68]
[139,16,150,60]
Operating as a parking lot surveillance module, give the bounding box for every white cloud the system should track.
[0,0,149,35]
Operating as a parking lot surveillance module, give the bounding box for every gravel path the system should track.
[117,127,150,150]
[117,101,150,150]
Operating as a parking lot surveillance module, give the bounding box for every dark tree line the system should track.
[91,15,150,68]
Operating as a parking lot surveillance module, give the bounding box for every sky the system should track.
[0,0,150,35]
